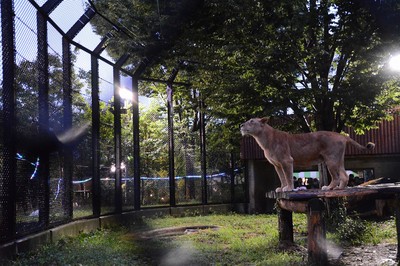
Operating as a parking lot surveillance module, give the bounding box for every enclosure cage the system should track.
[0,0,247,245]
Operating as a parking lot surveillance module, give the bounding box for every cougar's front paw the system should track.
[282,186,293,192]
[275,187,282,193]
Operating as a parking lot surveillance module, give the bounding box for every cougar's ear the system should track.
[260,117,269,124]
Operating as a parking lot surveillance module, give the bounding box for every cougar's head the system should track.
[240,117,268,136]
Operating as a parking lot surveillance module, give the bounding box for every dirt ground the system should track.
[284,240,399,266]
[154,241,399,266]
[330,243,398,266]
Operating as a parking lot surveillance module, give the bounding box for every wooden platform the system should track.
[267,183,400,200]
[266,184,400,265]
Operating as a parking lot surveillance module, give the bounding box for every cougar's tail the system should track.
[347,137,375,151]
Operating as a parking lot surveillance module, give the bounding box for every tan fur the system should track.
[240,118,375,192]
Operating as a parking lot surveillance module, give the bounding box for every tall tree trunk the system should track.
[315,96,335,131]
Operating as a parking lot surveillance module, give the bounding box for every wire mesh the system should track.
[71,44,93,219]
[0,0,244,246]
[120,75,135,211]
[173,111,203,205]
[0,17,2,86]
[32,0,47,6]
[14,1,42,236]
[206,151,246,203]
[139,95,170,207]
[1,0,17,243]
[48,0,88,34]
[47,22,70,226]
[98,61,115,214]
[0,28,4,241]
[206,151,232,204]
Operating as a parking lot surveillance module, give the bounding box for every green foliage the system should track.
[324,199,368,245]
[325,198,397,246]
[334,216,368,245]
[325,199,347,232]
[328,216,398,246]
[139,97,169,177]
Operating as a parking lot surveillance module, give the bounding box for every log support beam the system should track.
[277,198,327,265]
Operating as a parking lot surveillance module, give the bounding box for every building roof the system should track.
[240,115,400,160]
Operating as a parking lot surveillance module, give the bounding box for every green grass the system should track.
[7,213,397,266]
[141,213,308,265]
[327,215,397,246]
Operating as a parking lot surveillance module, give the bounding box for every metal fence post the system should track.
[1,0,16,244]
[37,6,50,229]
[62,4,96,219]
[199,97,208,205]
[91,55,100,217]
[132,78,141,210]
[166,64,181,207]
[167,83,176,207]
[132,60,147,210]
[91,38,108,216]
[114,55,129,213]
[113,67,122,213]
[62,37,73,219]
[230,152,235,203]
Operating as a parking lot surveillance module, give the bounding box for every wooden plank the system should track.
[318,188,379,198]
[266,190,319,200]
[277,199,307,213]
[364,184,400,194]
[266,185,400,200]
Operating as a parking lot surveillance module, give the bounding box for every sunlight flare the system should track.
[389,54,400,72]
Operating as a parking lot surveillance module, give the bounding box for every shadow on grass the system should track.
[123,218,220,265]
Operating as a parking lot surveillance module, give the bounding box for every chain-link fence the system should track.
[0,0,246,245]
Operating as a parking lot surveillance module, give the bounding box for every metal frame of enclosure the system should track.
[0,0,246,245]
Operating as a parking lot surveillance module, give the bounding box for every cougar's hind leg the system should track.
[322,161,341,190]
[338,166,349,189]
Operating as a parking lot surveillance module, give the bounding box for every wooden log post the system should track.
[278,206,294,244]
[395,194,400,261]
[277,198,308,245]
[307,198,327,265]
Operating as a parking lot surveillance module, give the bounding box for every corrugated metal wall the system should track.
[346,115,400,156]
[240,137,264,160]
[241,115,400,160]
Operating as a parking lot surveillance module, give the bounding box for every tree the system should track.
[13,54,89,143]
[138,97,169,177]
[90,0,203,67]
[168,0,400,133]
[90,0,400,153]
